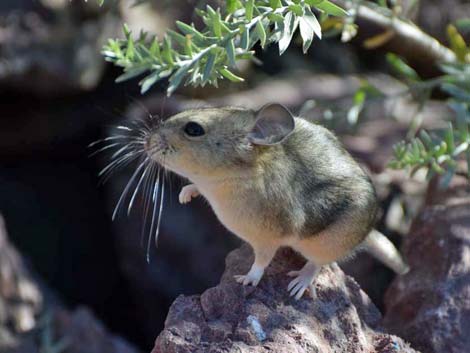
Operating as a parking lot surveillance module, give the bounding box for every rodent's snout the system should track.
[144,133,168,160]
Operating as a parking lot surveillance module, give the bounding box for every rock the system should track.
[0,1,120,96]
[0,213,42,348]
[53,307,139,353]
[0,213,140,353]
[383,175,470,353]
[152,244,418,353]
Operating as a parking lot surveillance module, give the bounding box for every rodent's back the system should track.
[252,117,377,240]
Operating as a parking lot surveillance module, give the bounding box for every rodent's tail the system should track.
[363,229,410,275]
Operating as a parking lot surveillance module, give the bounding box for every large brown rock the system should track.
[384,176,470,353]
[152,244,418,353]
[0,214,140,353]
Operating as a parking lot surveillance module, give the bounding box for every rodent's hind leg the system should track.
[287,261,318,300]
[178,184,200,204]
[234,244,278,287]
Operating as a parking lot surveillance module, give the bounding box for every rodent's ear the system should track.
[248,103,295,145]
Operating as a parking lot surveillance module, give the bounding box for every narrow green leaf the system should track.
[441,83,470,101]
[115,67,148,83]
[245,0,254,21]
[227,0,238,14]
[288,4,304,17]
[419,130,433,149]
[162,35,174,67]
[226,39,236,67]
[304,6,322,39]
[450,102,470,145]
[447,24,468,62]
[386,53,419,81]
[220,68,244,82]
[241,26,250,50]
[176,21,205,41]
[203,53,216,83]
[125,37,134,60]
[256,21,267,48]
[279,12,299,55]
[437,141,448,156]
[213,9,223,37]
[269,0,282,9]
[184,35,194,56]
[353,89,366,105]
[168,64,191,95]
[444,123,455,151]
[299,19,313,54]
[149,37,161,58]
[123,24,131,38]
[206,5,216,17]
[308,0,349,17]
[167,30,187,47]
[347,103,363,125]
[140,71,162,94]
[299,6,321,53]
[431,160,445,174]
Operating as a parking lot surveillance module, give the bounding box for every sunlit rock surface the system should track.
[152,244,418,353]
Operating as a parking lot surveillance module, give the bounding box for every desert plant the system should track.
[97,0,470,184]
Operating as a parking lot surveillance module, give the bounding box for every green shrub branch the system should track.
[102,0,348,95]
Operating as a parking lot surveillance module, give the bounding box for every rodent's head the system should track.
[145,103,295,180]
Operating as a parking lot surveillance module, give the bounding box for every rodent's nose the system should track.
[144,134,156,155]
[144,133,167,158]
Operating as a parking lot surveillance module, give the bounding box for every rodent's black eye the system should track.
[183,122,205,137]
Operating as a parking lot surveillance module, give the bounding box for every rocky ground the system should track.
[0,214,140,353]
[152,245,417,353]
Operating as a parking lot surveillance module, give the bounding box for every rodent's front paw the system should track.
[234,274,261,286]
[234,265,264,286]
[178,184,199,204]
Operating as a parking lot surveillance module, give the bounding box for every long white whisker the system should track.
[100,153,141,185]
[141,163,157,248]
[112,159,148,221]
[116,126,133,131]
[109,142,145,160]
[146,169,160,263]
[111,145,133,160]
[88,142,121,157]
[88,135,134,148]
[127,159,151,216]
[154,174,165,248]
[98,151,137,177]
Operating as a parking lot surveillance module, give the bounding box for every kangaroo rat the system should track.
[144,103,409,299]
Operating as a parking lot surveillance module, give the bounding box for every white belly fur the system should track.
[195,179,361,266]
